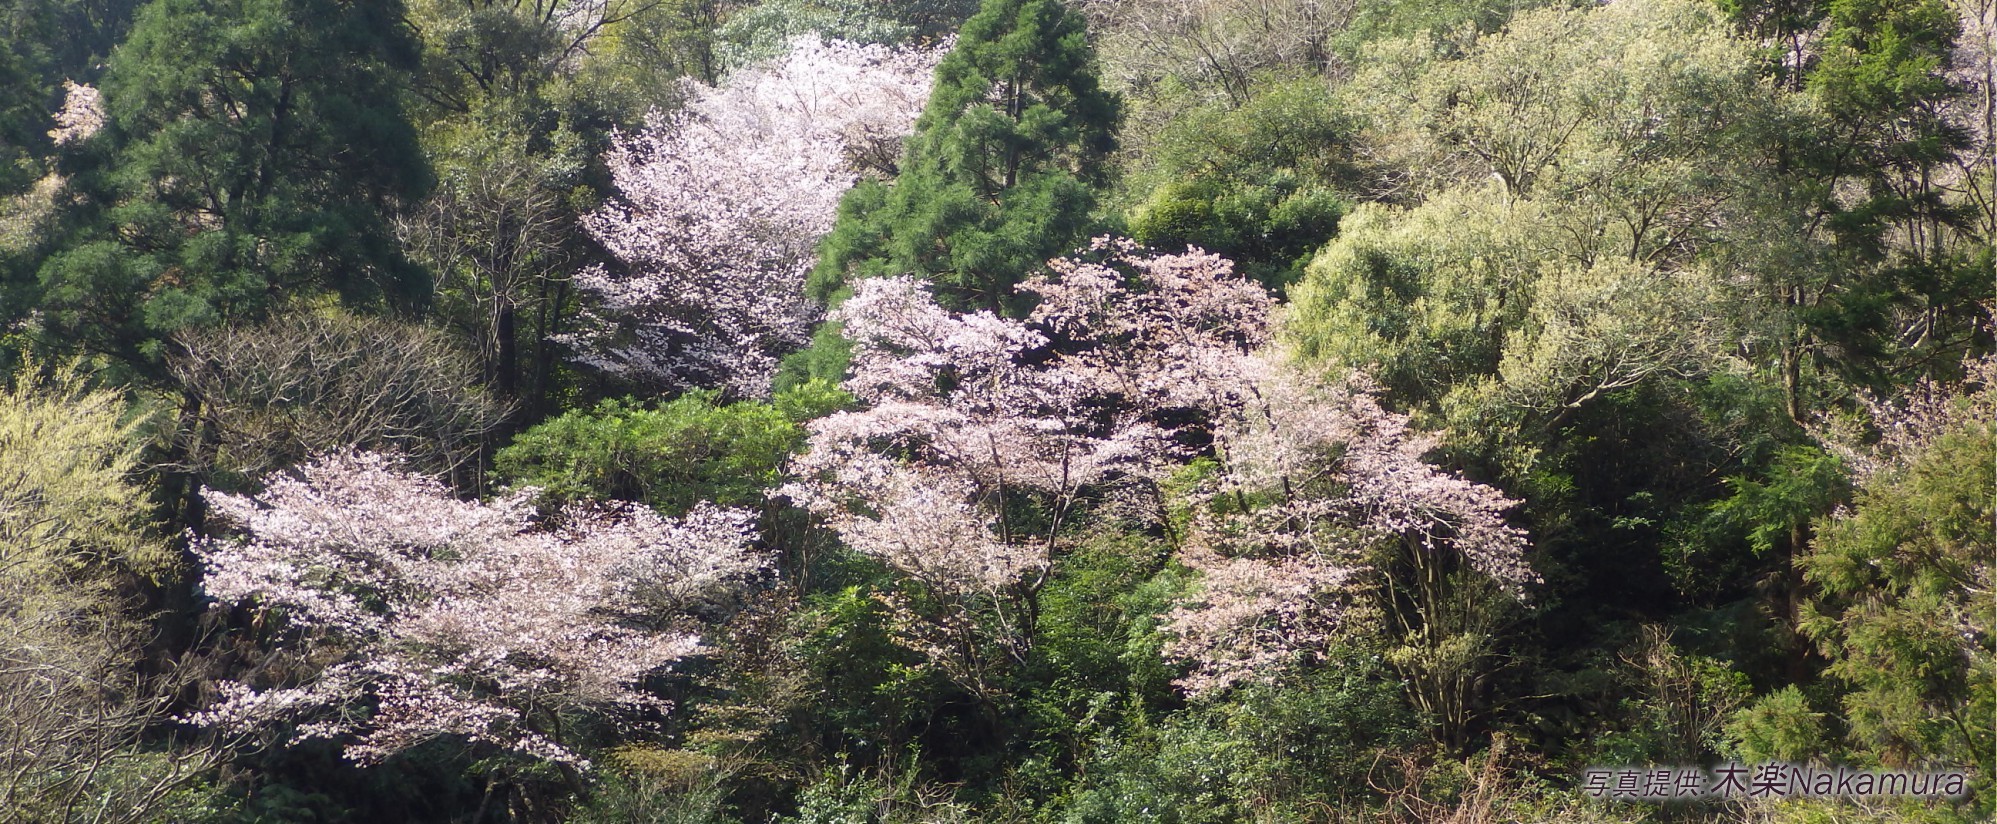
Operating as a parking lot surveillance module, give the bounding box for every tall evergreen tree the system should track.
[807,0,1117,315]
[1721,0,1991,411]
[33,0,432,377]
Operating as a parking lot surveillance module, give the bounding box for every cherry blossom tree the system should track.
[183,452,763,772]
[1159,359,1535,697]
[567,35,947,398]
[782,238,1536,705]
[47,80,103,146]
[1027,242,1533,703]
[780,274,1170,698]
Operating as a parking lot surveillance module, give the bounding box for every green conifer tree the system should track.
[33,0,432,377]
[807,0,1117,315]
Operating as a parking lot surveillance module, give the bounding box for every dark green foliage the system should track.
[1580,626,1752,767]
[1025,534,1179,711]
[1133,75,1351,187]
[1799,378,1994,788]
[495,386,825,515]
[1130,174,1347,294]
[775,317,858,392]
[0,37,46,197]
[33,0,432,375]
[0,0,143,86]
[1055,651,1421,823]
[1655,372,1815,601]
[782,583,954,774]
[200,739,490,824]
[404,0,653,132]
[1801,0,1990,387]
[1126,78,1352,293]
[1,0,146,360]
[1709,446,1848,561]
[808,0,1118,315]
[1725,0,1993,394]
[409,0,573,112]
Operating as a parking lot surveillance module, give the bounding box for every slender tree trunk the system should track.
[472,776,500,824]
[495,297,518,399]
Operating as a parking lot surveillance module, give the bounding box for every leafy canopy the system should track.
[808,0,1119,315]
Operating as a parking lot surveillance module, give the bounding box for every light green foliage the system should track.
[771,376,852,422]
[1287,188,1537,411]
[1293,0,1778,442]
[496,386,821,515]
[719,0,980,67]
[1725,685,1829,764]
[1084,0,1343,108]
[1287,3,1876,780]
[1485,257,1720,424]
[0,360,204,823]
[1331,0,1551,60]
[1291,187,1723,456]
[808,0,1119,314]
[0,359,167,595]
[1128,76,1350,193]
[1347,0,1788,229]
[0,0,1991,818]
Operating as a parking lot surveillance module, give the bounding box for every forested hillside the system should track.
[0,0,1991,822]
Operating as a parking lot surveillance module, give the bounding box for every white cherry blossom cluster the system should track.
[785,239,1534,699]
[1815,353,1996,485]
[1162,360,1536,696]
[48,81,103,146]
[1022,237,1278,415]
[184,452,763,767]
[782,275,1180,596]
[567,36,946,398]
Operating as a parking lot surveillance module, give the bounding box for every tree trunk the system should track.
[495,297,518,400]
